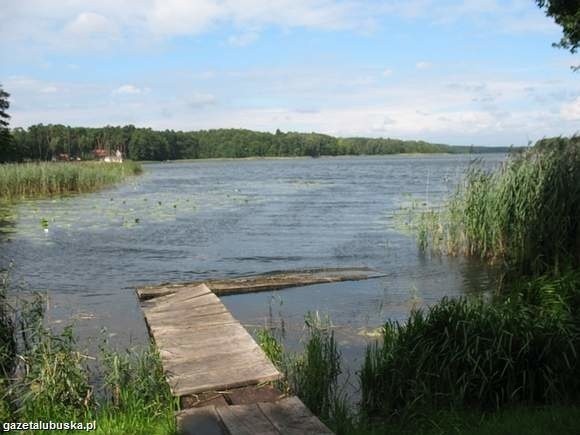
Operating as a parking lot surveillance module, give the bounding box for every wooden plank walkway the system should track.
[141,283,282,397]
[138,273,338,434]
[176,397,333,435]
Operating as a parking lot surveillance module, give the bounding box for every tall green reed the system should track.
[417,136,580,277]
[360,292,580,420]
[0,161,142,201]
[258,312,353,433]
[0,271,175,434]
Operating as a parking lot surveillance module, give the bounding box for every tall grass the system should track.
[0,161,143,201]
[0,273,175,434]
[417,136,580,277]
[258,312,353,433]
[360,291,580,420]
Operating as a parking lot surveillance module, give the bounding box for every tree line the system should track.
[5,124,511,162]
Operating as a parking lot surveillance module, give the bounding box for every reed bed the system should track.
[0,161,142,201]
[417,136,580,277]
[360,289,580,420]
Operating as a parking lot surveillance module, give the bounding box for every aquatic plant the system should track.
[360,293,580,419]
[0,271,15,377]
[416,136,580,277]
[0,161,142,201]
[288,312,342,419]
[258,313,353,433]
[0,269,175,434]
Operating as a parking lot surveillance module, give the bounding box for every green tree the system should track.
[0,85,15,162]
[536,1,580,70]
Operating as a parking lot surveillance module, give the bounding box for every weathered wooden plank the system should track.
[146,305,232,327]
[258,397,333,435]
[153,323,252,348]
[167,354,280,382]
[216,403,279,435]
[136,267,385,300]
[176,406,227,435]
[170,361,281,396]
[142,284,214,311]
[156,332,260,357]
[138,280,206,301]
[161,345,269,374]
[149,311,238,332]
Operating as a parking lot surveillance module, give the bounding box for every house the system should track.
[93,148,124,163]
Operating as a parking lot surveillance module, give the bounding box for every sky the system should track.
[1,0,579,146]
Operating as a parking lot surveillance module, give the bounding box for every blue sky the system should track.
[1,0,578,146]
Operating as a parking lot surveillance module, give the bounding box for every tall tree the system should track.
[536,1,580,70]
[0,85,15,162]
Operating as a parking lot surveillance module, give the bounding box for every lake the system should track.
[1,154,503,377]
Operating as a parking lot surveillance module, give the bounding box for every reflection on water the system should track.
[0,203,16,242]
[0,155,503,355]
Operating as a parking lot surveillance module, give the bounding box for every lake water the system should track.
[0,155,503,376]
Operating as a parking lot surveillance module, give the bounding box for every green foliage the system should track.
[0,271,15,377]
[0,269,175,434]
[9,124,513,162]
[288,313,342,420]
[19,326,93,421]
[416,136,580,277]
[256,328,284,368]
[0,161,142,201]
[96,345,176,435]
[536,1,580,63]
[101,344,175,418]
[350,406,580,435]
[0,85,15,163]
[258,313,352,433]
[360,293,580,420]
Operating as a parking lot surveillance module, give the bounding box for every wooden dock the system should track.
[138,267,385,300]
[138,271,362,434]
[141,283,281,397]
[176,397,333,435]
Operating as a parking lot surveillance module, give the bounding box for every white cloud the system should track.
[0,0,563,53]
[560,97,580,121]
[147,0,223,36]
[416,61,432,70]
[65,12,117,36]
[113,84,145,95]
[382,68,393,77]
[145,0,369,37]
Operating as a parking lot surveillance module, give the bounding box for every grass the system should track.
[0,271,176,434]
[257,312,352,433]
[416,136,580,277]
[0,161,143,201]
[259,310,580,435]
[351,406,580,435]
[360,292,580,420]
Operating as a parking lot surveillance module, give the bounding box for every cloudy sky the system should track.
[1,0,579,146]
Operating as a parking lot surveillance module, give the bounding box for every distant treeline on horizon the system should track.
[8,125,514,161]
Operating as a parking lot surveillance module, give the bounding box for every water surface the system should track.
[1,155,502,360]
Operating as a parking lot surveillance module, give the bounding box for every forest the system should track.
[7,125,511,162]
